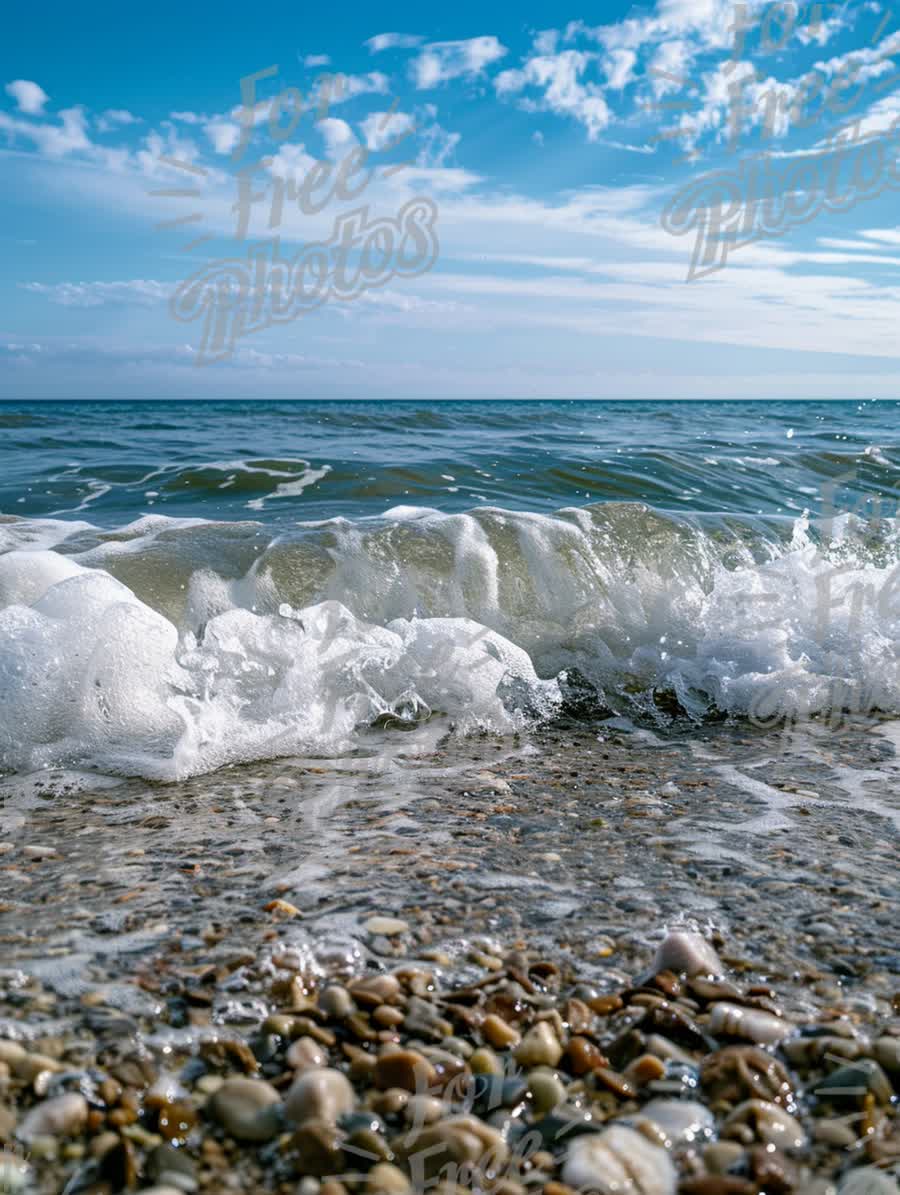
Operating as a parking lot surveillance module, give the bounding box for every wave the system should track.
[1,501,898,779]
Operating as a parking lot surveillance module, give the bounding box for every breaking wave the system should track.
[1,500,898,779]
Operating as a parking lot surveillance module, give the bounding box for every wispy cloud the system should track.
[412,37,508,88]
[366,32,425,53]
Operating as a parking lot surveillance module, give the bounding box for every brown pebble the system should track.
[350,975,402,1007]
[482,1014,520,1049]
[679,1179,756,1195]
[291,1117,347,1176]
[592,1066,637,1099]
[624,1054,666,1086]
[566,1036,607,1076]
[374,1005,405,1028]
[587,995,623,1015]
[321,1182,348,1195]
[373,1088,410,1117]
[374,1049,437,1094]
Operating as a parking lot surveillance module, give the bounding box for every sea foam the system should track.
[0,502,898,779]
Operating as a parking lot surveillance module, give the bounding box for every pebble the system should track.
[700,1045,794,1107]
[721,1099,806,1151]
[638,1098,716,1147]
[708,1003,792,1045]
[404,1095,446,1127]
[813,1118,858,1148]
[652,932,723,979]
[0,1153,31,1190]
[287,1037,329,1072]
[286,1068,356,1125]
[482,1014,520,1049]
[365,1162,412,1194]
[527,1070,567,1114]
[23,845,58,860]
[702,1142,746,1173]
[0,1042,25,1069]
[18,1093,88,1142]
[208,1078,282,1142]
[815,1060,894,1106]
[514,1023,562,1068]
[350,976,402,1007]
[374,1050,437,1094]
[470,1048,503,1076]
[838,1169,900,1195]
[563,1125,676,1195]
[874,1037,900,1073]
[320,986,355,1019]
[364,917,408,937]
[395,1114,509,1182]
[146,1142,198,1192]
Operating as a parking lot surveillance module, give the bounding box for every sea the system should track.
[1,398,899,781]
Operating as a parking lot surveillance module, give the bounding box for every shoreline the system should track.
[0,716,897,1192]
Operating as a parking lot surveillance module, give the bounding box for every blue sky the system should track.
[4,0,900,398]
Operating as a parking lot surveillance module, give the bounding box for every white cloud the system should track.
[303,54,331,68]
[314,72,391,106]
[96,108,141,133]
[20,280,171,307]
[604,49,638,90]
[169,110,209,125]
[860,228,900,246]
[5,79,49,116]
[412,37,508,88]
[317,117,357,158]
[496,51,611,139]
[359,110,415,151]
[0,106,91,156]
[366,32,424,53]
[648,39,694,96]
[533,30,559,56]
[204,118,241,154]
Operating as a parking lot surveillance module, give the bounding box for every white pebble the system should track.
[364,916,408,936]
[18,1093,88,1142]
[652,931,722,978]
[563,1125,676,1195]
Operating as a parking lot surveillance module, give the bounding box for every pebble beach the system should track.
[0,713,897,1195]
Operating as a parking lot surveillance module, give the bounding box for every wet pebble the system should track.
[708,1003,792,1045]
[839,1168,900,1195]
[563,1125,676,1195]
[18,1092,88,1142]
[514,1023,562,1068]
[652,932,723,979]
[287,1036,328,1072]
[721,1099,806,1151]
[208,1077,282,1142]
[365,917,408,937]
[286,1068,356,1125]
[638,1098,716,1148]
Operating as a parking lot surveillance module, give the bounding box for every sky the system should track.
[4,0,900,399]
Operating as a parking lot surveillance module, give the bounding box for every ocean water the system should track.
[1,399,899,780]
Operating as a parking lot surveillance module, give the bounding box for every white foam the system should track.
[1,505,899,779]
[0,556,558,780]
